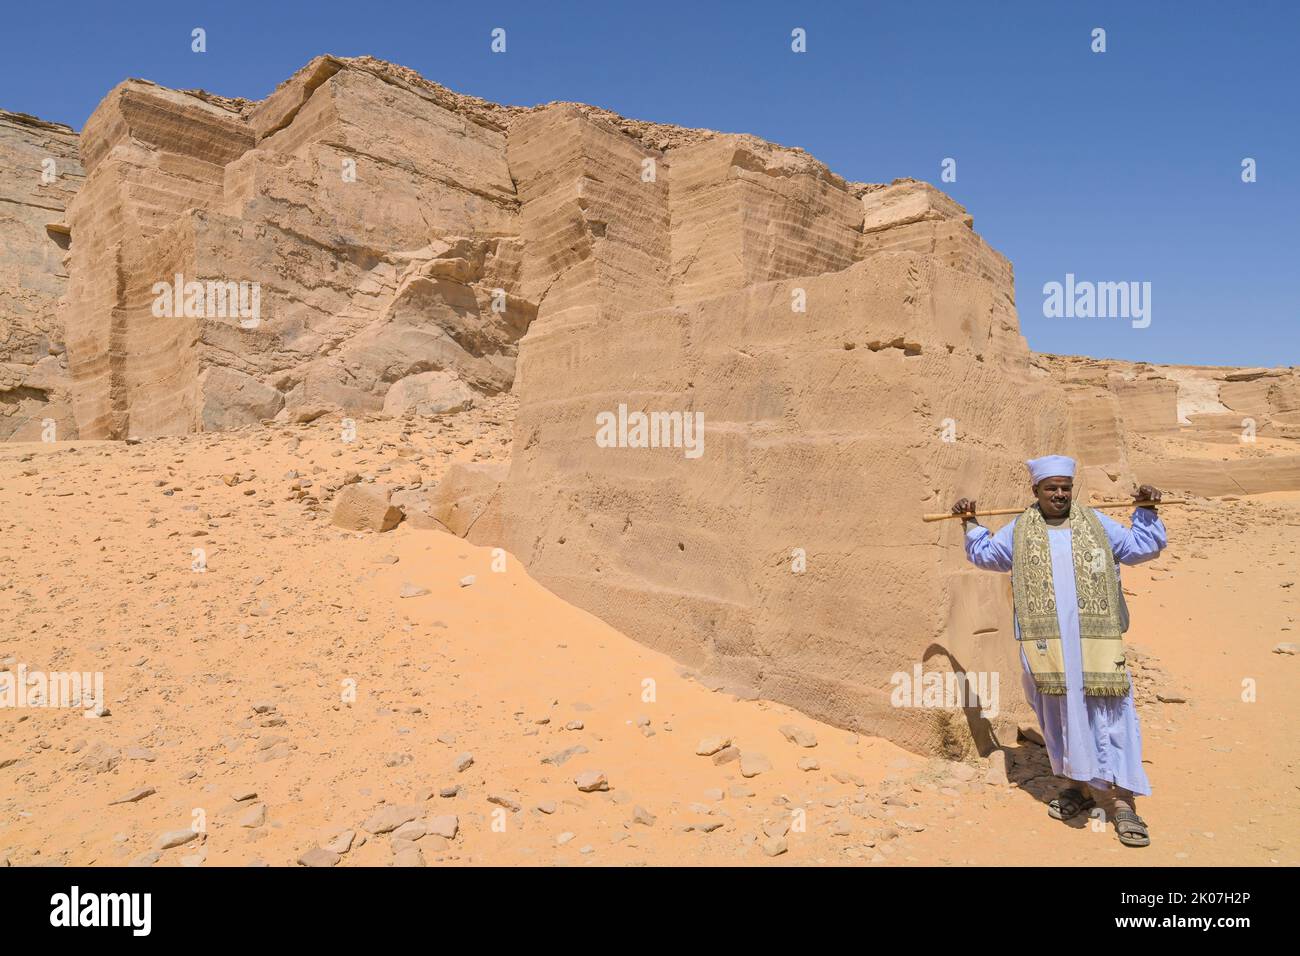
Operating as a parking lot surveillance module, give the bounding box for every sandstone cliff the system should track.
[3,56,1296,758]
[0,110,82,439]
[57,56,541,439]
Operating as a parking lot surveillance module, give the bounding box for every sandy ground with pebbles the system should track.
[1,409,1296,867]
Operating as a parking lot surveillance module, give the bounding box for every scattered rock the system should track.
[426,815,459,839]
[739,751,772,778]
[156,829,200,850]
[238,803,267,828]
[298,846,341,867]
[361,804,421,835]
[948,762,977,782]
[109,787,156,805]
[712,746,741,766]
[574,770,609,792]
[332,483,404,532]
[695,736,731,756]
[325,830,355,854]
[392,820,427,842]
[984,749,1009,786]
[542,745,588,766]
[288,405,329,424]
[75,743,122,775]
[685,819,724,833]
[763,819,790,839]
[778,724,818,748]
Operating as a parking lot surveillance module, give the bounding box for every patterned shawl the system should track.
[1011,502,1130,697]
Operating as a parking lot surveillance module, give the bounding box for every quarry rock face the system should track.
[57,56,535,440]
[0,110,83,440]
[3,56,1298,756]
[477,104,1066,750]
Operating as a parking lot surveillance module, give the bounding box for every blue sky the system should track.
[4,0,1295,366]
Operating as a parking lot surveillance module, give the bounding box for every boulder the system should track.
[200,367,284,430]
[332,483,403,532]
[426,461,507,537]
[382,370,477,418]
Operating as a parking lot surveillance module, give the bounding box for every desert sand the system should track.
[1,407,1295,866]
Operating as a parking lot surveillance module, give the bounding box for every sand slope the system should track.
[1,416,1295,866]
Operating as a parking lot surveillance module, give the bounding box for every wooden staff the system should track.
[922,499,1187,522]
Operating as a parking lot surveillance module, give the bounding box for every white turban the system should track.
[1026,455,1076,485]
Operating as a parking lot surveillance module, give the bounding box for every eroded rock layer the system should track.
[58,56,536,439]
[1035,355,1300,498]
[0,110,83,439]
[481,110,1066,750]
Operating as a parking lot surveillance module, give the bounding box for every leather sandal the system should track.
[1114,807,1151,847]
[1047,787,1095,821]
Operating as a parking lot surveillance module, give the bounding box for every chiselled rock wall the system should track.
[474,108,1069,752]
[0,110,83,440]
[59,56,535,440]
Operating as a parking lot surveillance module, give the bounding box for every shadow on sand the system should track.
[920,643,1105,830]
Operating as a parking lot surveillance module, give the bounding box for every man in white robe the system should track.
[952,455,1166,847]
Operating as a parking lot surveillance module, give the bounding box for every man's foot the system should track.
[1113,800,1150,847]
[1047,786,1095,821]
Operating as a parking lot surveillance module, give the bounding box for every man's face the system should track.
[1035,476,1073,517]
